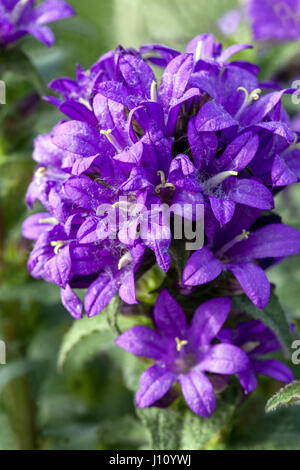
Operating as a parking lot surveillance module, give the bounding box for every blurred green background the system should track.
[0,0,300,450]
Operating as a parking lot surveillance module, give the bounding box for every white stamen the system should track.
[216,229,250,257]
[78,98,92,111]
[11,0,30,23]
[150,81,158,102]
[118,252,133,270]
[100,129,122,152]
[204,171,238,191]
[35,167,46,185]
[38,217,59,226]
[195,41,203,63]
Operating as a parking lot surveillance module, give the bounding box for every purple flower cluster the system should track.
[0,0,74,47]
[23,34,299,416]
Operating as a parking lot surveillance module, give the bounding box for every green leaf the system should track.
[136,388,237,450]
[180,394,237,450]
[58,297,119,371]
[266,381,300,413]
[232,292,292,354]
[136,407,184,451]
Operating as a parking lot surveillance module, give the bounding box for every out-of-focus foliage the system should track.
[0,0,299,450]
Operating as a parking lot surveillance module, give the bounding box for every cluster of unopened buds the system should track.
[23,33,300,416]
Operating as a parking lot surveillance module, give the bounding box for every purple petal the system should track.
[23,25,54,47]
[141,211,171,272]
[209,197,236,226]
[240,89,294,126]
[190,297,232,346]
[136,364,176,408]
[228,263,270,309]
[63,175,111,211]
[272,155,298,187]
[200,344,250,374]
[224,177,274,210]
[22,213,57,240]
[217,132,259,172]
[61,284,82,319]
[32,0,74,25]
[228,262,270,310]
[115,326,168,359]
[251,359,294,383]
[238,370,258,394]
[196,101,238,132]
[59,101,97,126]
[153,289,187,338]
[119,271,138,305]
[159,53,194,109]
[119,54,155,100]
[253,121,294,143]
[53,121,100,157]
[227,224,300,261]
[188,117,218,170]
[183,247,223,286]
[70,245,109,275]
[44,245,71,288]
[166,88,200,135]
[219,44,253,63]
[84,270,121,317]
[179,369,216,417]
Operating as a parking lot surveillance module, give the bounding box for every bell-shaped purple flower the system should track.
[218,320,294,393]
[116,290,249,417]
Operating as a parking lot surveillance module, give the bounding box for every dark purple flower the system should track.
[218,320,294,393]
[0,0,74,47]
[116,290,249,417]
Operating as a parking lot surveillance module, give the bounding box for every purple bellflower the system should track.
[183,213,300,310]
[218,320,294,393]
[116,290,249,417]
[0,0,74,47]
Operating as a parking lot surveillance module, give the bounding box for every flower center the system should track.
[155,171,176,194]
[175,337,189,352]
[100,129,122,152]
[204,170,238,191]
[118,252,133,270]
[216,229,250,258]
[237,87,262,106]
[50,240,65,255]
